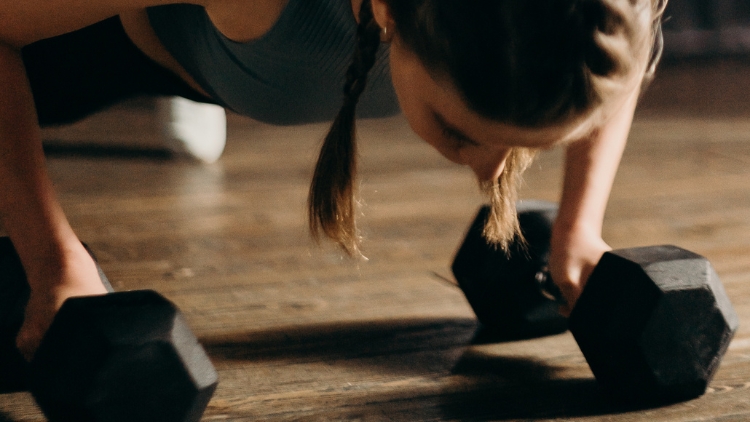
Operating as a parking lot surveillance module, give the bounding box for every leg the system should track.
[21,16,214,126]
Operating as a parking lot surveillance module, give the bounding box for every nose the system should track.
[463,148,511,181]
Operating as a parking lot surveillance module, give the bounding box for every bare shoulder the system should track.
[0,0,206,47]
[203,0,289,42]
[205,0,365,42]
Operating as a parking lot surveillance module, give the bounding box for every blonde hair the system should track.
[480,148,539,251]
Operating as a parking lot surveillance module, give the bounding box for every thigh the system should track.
[21,16,215,127]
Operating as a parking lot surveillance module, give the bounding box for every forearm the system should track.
[554,90,639,241]
[0,42,81,288]
[549,90,639,310]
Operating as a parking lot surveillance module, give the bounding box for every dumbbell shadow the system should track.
[443,342,702,420]
[201,317,478,375]
[443,349,611,420]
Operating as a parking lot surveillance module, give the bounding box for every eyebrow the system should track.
[432,111,481,146]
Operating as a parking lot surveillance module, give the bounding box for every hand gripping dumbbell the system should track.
[0,238,218,422]
[453,202,739,403]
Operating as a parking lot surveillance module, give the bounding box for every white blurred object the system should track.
[156,97,227,163]
[41,96,227,163]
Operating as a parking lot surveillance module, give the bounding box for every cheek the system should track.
[391,73,438,148]
[389,47,434,142]
[387,45,461,163]
[392,86,462,162]
[394,93,455,160]
[398,96,431,144]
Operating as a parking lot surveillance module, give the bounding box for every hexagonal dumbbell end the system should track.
[28,290,218,422]
[452,201,567,340]
[569,245,739,403]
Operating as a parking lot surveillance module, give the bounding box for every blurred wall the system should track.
[663,0,750,57]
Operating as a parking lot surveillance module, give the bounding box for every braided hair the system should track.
[307,0,381,255]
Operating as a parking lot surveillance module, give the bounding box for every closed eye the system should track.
[434,111,480,148]
[441,126,475,147]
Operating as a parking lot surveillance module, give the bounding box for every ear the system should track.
[370,0,394,33]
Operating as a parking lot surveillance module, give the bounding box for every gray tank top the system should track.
[147,0,399,125]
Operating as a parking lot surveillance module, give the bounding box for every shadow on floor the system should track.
[438,377,611,420]
[469,322,570,345]
[437,349,607,420]
[43,143,172,161]
[0,412,15,422]
[201,317,479,375]
[438,348,677,420]
[200,317,669,420]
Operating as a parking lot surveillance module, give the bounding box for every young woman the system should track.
[0,0,665,359]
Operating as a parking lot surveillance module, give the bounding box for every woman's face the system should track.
[387,37,598,182]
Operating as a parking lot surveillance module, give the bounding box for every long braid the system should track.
[308,0,382,255]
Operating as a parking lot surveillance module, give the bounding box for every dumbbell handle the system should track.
[533,267,567,305]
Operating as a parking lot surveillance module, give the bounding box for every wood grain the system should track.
[1,59,750,421]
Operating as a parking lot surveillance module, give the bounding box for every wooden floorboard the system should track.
[2,59,750,420]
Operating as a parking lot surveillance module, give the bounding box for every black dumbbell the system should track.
[454,203,740,403]
[452,200,568,340]
[0,237,218,422]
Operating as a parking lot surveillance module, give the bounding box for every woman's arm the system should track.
[550,89,639,315]
[0,0,209,359]
[0,41,111,360]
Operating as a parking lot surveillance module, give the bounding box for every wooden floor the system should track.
[2,59,750,421]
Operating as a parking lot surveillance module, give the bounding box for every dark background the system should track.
[663,0,750,57]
